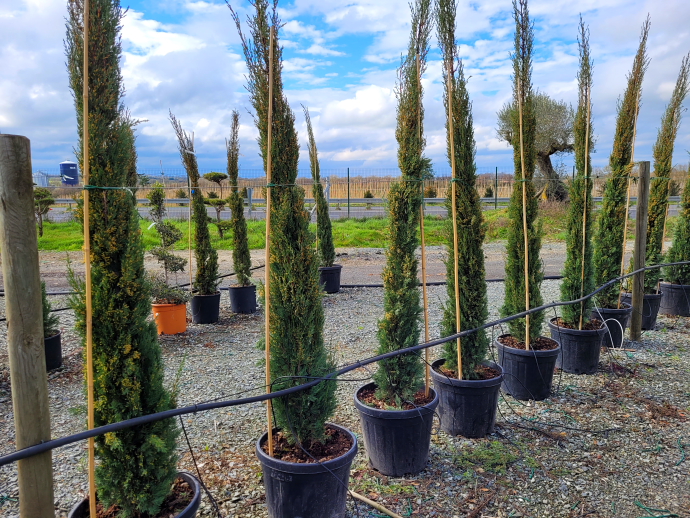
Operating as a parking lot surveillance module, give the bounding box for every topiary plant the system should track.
[204,172,228,198]
[42,281,59,339]
[34,187,54,238]
[147,183,188,290]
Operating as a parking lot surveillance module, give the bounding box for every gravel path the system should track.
[1,272,689,517]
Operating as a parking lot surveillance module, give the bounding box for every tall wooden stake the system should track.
[0,135,55,518]
[264,25,275,457]
[630,161,651,341]
[517,79,530,349]
[578,86,592,330]
[188,171,193,291]
[447,61,462,378]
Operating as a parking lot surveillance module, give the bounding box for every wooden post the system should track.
[0,134,55,518]
[630,161,651,341]
[517,79,530,349]
[264,25,275,457]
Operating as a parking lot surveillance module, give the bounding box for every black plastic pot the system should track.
[256,424,357,518]
[319,265,342,294]
[44,330,62,371]
[354,382,438,477]
[228,284,257,314]
[547,319,605,375]
[496,335,561,401]
[591,303,632,348]
[68,472,201,518]
[190,292,221,324]
[659,282,690,317]
[620,292,663,330]
[430,359,503,438]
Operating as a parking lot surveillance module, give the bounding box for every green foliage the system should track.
[304,106,336,267]
[66,0,178,514]
[437,0,488,378]
[203,172,228,197]
[205,197,228,238]
[137,174,150,186]
[147,182,166,223]
[373,0,431,404]
[206,191,219,199]
[232,0,335,444]
[501,0,544,342]
[665,171,690,285]
[174,188,188,199]
[423,185,437,198]
[34,186,54,238]
[148,182,187,294]
[645,55,690,291]
[560,19,595,326]
[149,273,191,305]
[42,281,59,338]
[483,186,494,198]
[593,18,650,307]
[454,440,519,474]
[363,190,374,198]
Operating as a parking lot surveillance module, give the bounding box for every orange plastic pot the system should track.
[152,303,187,335]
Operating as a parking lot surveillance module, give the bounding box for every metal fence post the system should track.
[495,167,498,210]
[347,167,350,219]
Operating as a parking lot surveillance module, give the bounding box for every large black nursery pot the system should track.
[430,359,503,438]
[44,330,62,371]
[659,282,690,317]
[190,292,221,324]
[228,284,257,314]
[496,335,560,401]
[548,319,605,375]
[591,302,632,348]
[620,292,663,330]
[68,472,201,518]
[354,382,438,477]
[319,265,342,294]
[257,424,357,518]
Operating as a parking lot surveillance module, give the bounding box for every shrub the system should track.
[34,186,54,237]
[665,171,690,285]
[206,191,219,199]
[363,189,374,198]
[174,188,188,206]
[424,185,437,198]
[42,281,59,338]
[484,185,494,198]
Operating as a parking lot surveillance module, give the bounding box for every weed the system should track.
[454,440,519,474]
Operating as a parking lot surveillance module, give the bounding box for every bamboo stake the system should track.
[517,78,530,349]
[350,491,404,518]
[447,60,462,378]
[188,171,193,292]
[578,85,592,330]
[83,0,97,514]
[417,54,431,396]
[264,25,275,458]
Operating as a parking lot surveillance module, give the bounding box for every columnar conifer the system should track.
[66,0,178,514]
[437,0,488,378]
[665,164,690,285]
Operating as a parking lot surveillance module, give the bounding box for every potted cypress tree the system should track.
[227,110,257,313]
[353,0,438,477]
[42,281,62,371]
[65,0,200,514]
[303,106,341,293]
[429,0,503,439]
[592,18,650,347]
[547,20,606,375]
[170,114,221,324]
[624,55,689,326]
[231,2,357,517]
[497,0,560,402]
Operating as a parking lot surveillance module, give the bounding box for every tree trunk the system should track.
[536,153,567,201]
[37,212,43,237]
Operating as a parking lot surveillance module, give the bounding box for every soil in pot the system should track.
[256,423,357,518]
[44,330,62,371]
[319,265,342,294]
[496,335,560,401]
[591,303,632,348]
[620,292,663,330]
[191,292,221,324]
[354,382,438,477]
[431,359,503,438]
[659,282,690,317]
[228,284,257,314]
[548,318,605,375]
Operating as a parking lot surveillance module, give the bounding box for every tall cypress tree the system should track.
[66,0,178,515]
[501,0,543,342]
[665,166,690,285]
[560,19,595,327]
[593,18,650,307]
[373,0,431,405]
[231,0,335,444]
[644,55,690,291]
[437,0,488,378]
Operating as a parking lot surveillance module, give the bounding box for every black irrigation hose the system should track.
[1,260,688,468]
[340,275,563,289]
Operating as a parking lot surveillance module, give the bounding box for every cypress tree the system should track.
[501,0,543,342]
[593,18,650,307]
[303,106,336,267]
[437,0,488,378]
[373,0,431,406]
[665,164,690,285]
[559,19,595,327]
[231,0,336,444]
[66,0,178,515]
[644,55,690,291]
[227,110,253,286]
[170,113,220,295]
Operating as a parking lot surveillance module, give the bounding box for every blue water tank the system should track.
[59,161,79,186]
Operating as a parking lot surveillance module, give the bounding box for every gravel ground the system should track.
[1,270,690,517]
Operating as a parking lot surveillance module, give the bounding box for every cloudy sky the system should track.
[2,0,690,178]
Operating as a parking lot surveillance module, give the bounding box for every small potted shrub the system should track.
[34,186,54,238]
[170,114,221,324]
[430,0,503,438]
[354,0,438,477]
[548,21,606,375]
[661,167,690,315]
[497,0,560,402]
[232,3,357,516]
[226,110,256,313]
[303,106,341,293]
[150,274,191,335]
[42,281,62,371]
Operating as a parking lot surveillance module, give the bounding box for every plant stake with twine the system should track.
[517,77,531,349]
